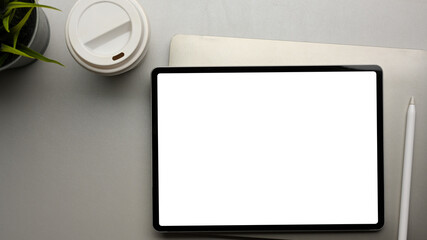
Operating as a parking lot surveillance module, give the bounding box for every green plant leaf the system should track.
[1,7,14,30]
[11,7,33,47]
[4,2,60,16]
[2,13,10,32]
[18,44,64,66]
[0,43,33,58]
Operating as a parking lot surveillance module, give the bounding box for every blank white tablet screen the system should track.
[157,71,378,226]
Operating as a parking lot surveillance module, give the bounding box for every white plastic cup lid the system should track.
[65,0,150,76]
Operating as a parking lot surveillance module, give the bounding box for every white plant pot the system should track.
[0,7,50,71]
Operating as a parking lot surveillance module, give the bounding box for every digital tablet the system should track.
[152,65,384,232]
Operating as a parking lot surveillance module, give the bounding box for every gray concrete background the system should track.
[1,0,426,240]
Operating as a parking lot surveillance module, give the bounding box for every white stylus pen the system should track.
[398,96,416,240]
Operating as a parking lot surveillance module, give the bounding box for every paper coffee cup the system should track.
[65,0,149,76]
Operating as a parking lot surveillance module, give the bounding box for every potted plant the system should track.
[0,0,62,71]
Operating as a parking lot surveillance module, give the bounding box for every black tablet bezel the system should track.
[152,65,384,232]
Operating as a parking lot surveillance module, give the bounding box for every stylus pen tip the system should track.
[410,96,415,105]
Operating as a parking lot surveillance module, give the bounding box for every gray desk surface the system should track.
[1,1,426,240]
